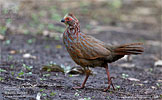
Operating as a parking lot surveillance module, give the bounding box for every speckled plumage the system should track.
[61,13,144,90]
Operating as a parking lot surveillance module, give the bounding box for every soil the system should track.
[0,28,162,100]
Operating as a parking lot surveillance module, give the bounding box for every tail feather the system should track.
[114,43,144,55]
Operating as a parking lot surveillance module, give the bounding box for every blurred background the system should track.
[0,0,161,35]
[0,0,162,100]
[0,0,161,61]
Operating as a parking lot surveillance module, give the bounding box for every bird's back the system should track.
[63,31,117,67]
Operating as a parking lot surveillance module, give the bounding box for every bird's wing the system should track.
[73,34,111,60]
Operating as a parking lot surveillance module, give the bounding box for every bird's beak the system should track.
[61,19,65,23]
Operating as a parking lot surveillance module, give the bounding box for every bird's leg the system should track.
[104,64,115,91]
[73,68,90,89]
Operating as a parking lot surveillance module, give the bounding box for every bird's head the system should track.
[61,13,78,26]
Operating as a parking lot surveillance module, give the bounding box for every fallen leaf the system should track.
[36,92,41,100]
[68,67,85,74]
[0,34,5,40]
[56,45,62,48]
[68,67,93,75]
[5,40,11,45]
[43,30,49,36]
[116,85,120,89]
[127,77,140,81]
[120,63,135,68]
[0,68,7,72]
[154,60,162,67]
[23,53,36,59]
[23,53,30,58]
[144,89,153,94]
[9,50,17,54]
[60,64,71,73]
[143,80,148,83]
[42,64,64,73]
[78,98,84,100]
[151,86,156,89]
[122,73,129,78]
[135,83,144,86]
[157,80,162,82]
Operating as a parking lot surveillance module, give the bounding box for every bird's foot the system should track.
[103,77,116,92]
[103,86,111,92]
[73,86,84,89]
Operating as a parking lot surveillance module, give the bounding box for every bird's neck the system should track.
[66,22,80,36]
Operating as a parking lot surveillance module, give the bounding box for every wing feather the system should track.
[74,34,111,60]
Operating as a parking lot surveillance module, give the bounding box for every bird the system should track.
[61,13,144,91]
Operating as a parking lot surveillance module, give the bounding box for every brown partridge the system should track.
[61,13,144,91]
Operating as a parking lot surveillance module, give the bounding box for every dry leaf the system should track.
[36,92,41,100]
[154,60,162,67]
[42,64,64,73]
[127,77,140,81]
[135,83,144,86]
[68,67,85,74]
[23,53,36,59]
[43,30,49,36]
[120,63,135,68]
[0,34,5,40]
[56,45,62,48]
[68,67,93,75]
[157,80,162,82]
[9,50,17,54]
[151,86,156,89]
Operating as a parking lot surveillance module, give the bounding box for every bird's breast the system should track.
[63,32,79,53]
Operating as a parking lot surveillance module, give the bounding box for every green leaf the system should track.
[50,92,56,96]
[0,77,4,81]
[23,64,33,70]
[74,92,79,96]
[122,73,129,78]
[5,40,11,45]
[69,74,73,77]
[116,85,120,89]
[0,68,7,72]
[40,88,45,92]
[10,65,14,69]
[42,93,47,96]
[18,71,24,76]
[8,55,13,60]
[43,74,51,77]
[27,72,32,75]
[40,78,47,81]
[45,45,50,49]
[27,38,36,44]
[11,72,14,75]
[0,25,7,35]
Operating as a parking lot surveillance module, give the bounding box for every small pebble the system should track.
[154,60,162,67]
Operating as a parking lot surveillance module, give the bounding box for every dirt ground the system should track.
[0,28,162,100]
[0,0,162,100]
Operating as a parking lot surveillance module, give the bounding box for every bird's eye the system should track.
[66,18,69,20]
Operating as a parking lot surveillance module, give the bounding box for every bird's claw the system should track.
[73,86,84,89]
[103,76,116,92]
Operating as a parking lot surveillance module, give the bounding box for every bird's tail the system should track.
[114,43,144,55]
